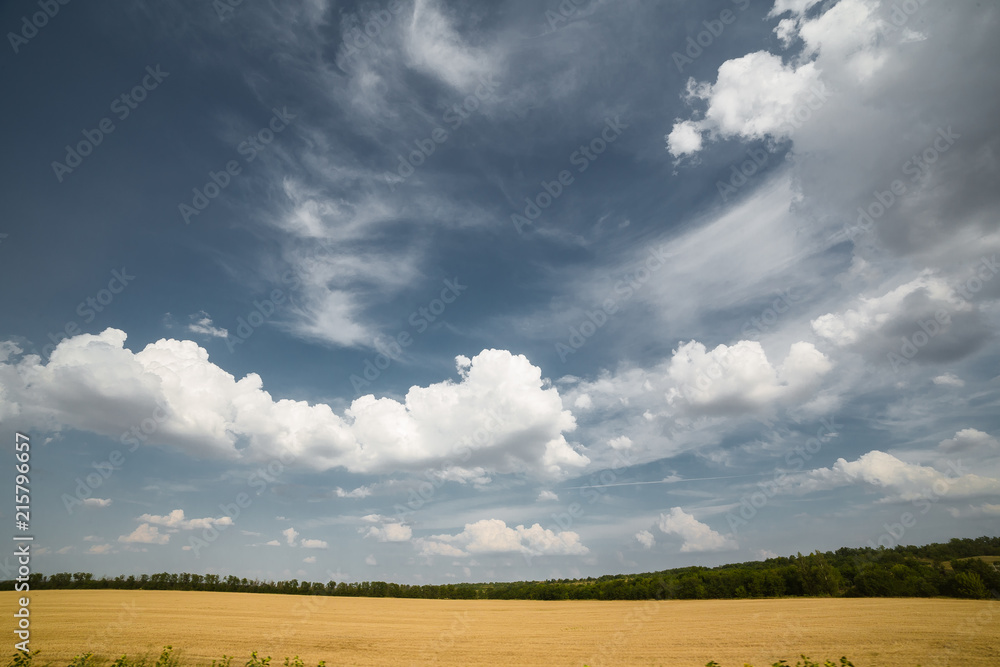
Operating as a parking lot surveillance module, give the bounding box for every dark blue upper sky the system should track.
[1,0,998,584]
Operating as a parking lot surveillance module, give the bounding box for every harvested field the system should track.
[8,590,999,666]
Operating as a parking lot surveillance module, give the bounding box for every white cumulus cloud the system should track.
[657,507,735,553]
[811,272,989,365]
[789,450,1000,502]
[668,0,892,157]
[635,529,655,549]
[187,311,229,339]
[417,518,588,558]
[334,485,373,498]
[0,331,587,479]
[932,373,965,388]
[665,340,831,415]
[301,538,329,549]
[608,436,633,450]
[138,509,234,531]
[666,52,822,156]
[938,429,998,454]
[118,524,169,545]
[364,522,413,543]
[947,503,1000,519]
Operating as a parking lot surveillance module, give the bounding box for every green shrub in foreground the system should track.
[705,658,855,667]
[4,649,326,667]
[6,648,882,667]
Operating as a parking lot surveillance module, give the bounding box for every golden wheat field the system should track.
[7,590,999,667]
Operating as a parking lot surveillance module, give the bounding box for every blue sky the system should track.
[1,0,999,585]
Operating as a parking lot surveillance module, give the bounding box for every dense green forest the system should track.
[6,536,999,601]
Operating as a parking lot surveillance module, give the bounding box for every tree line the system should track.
[5,536,998,601]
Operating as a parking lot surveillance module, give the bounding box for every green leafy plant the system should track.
[3,651,330,667]
[245,652,271,667]
[154,646,178,667]
[68,653,96,667]
[953,570,989,599]
[704,658,855,667]
[5,650,39,667]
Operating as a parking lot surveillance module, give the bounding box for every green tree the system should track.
[952,571,989,599]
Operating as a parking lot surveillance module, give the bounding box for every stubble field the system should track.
[7,590,999,666]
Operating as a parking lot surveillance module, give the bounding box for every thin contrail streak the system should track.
[562,473,764,490]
